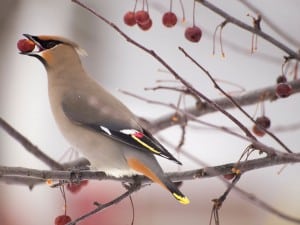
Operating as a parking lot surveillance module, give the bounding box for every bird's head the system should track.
[20,34,87,68]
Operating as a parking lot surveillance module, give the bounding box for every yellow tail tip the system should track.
[173,193,190,205]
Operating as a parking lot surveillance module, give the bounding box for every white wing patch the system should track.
[100,126,112,135]
[120,129,139,135]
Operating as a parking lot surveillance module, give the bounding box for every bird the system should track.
[20,34,189,205]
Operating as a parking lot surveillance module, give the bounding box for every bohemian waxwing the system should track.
[21,34,189,204]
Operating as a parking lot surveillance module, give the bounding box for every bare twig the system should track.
[149,79,300,133]
[67,182,141,225]
[121,89,260,150]
[4,1,297,224]
[0,117,63,170]
[1,151,300,223]
[210,174,241,225]
[178,46,292,153]
[196,0,300,60]
[239,0,300,47]
[71,0,266,153]
[1,153,300,184]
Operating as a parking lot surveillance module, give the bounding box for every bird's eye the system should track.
[44,40,60,49]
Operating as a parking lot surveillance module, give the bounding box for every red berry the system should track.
[67,180,88,194]
[276,83,292,98]
[276,75,287,84]
[135,10,150,25]
[256,116,271,129]
[17,39,35,53]
[252,125,265,137]
[67,183,82,194]
[80,180,89,186]
[138,19,152,31]
[185,26,202,43]
[55,215,71,225]
[223,173,235,180]
[123,11,136,26]
[252,116,271,137]
[162,12,177,27]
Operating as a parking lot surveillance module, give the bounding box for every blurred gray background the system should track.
[0,0,299,225]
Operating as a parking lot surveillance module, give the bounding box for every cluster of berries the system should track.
[123,9,202,43]
[252,74,294,137]
[124,10,152,30]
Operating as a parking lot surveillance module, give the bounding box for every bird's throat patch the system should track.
[41,51,53,66]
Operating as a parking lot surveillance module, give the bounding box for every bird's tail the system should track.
[162,177,190,205]
[127,157,190,205]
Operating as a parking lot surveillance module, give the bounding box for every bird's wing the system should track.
[61,91,182,165]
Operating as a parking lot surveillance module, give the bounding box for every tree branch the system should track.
[196,0,300,60]
[67,182,141,225]
[149,79,300,133]
[1,153,299,185]
[0,117,63,170]
[239,0,300,47]
[3,1,298,224]
[71,0,261,149]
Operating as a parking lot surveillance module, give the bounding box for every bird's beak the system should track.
[20,34,45,55]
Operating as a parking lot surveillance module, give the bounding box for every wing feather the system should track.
[61,91,181,164]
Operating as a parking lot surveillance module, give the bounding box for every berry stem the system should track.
[260,100,265,116]
[294,61,299,80]
[143,0,149,13]
[59,185,67,215]
[192,0,196,26]
[169,0,173,11]
[133,0,137,12]
[212,25,218,55]
[219,24,225,57]
[212,21,227,57]
[179,0,186,22]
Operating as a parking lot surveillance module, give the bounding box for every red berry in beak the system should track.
[17,39,35,53]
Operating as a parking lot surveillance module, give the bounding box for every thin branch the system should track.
[239,0,300,47]
[6,1,297,224]
[71,0,264,151]
[196,0,300,60]
[0,117,63,170]
[178,46,292,153]
[1,153,300,185]
[121,89,271,154]
[149,79,300,133]
[210,174,241,225]
[2,153,300,223]
[71,0,300,156]
[67,182,141,225]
